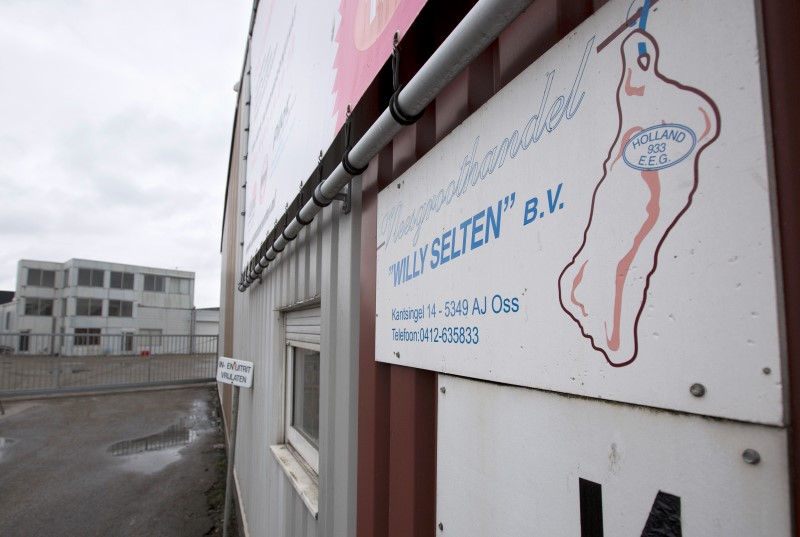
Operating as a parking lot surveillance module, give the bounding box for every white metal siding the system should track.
[284,307,321,346]
[231,162,361,537]
[137,306,164,329]
[135,306,190,335]
[195,320,219,337]
[165,309,191,335]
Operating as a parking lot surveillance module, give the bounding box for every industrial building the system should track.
[218,1,799,536]
[0,258,202,356]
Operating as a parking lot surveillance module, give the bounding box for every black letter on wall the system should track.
[579,478,604,537]
[579,478,682,537]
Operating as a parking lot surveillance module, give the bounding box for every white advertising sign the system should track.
[243,0,428,266]
[376,0,783,425]
[436,375,791,537]
[217,357,254,388]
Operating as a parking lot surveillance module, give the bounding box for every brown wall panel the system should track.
[357,150,392,537]
[387,365,437,537]
[467,44,499,113]
[761,1,800,532]
[557,0,595,37]
[359,136,438,537]
[220,91,244,435]
[392,124,420,179]
[434,68,470,143]
[498,0,558,88]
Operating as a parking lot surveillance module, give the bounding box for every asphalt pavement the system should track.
[0,386,226,537]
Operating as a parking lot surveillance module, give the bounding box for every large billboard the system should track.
[243,0,428,265]
[376,0,783,425]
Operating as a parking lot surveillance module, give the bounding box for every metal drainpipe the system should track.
[241,0,535,290]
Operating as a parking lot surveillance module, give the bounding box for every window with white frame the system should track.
[168,278,190,294]
[24,298,53,316]
[76,298,103,316]
[284,307,321,473]
[110,271,134,290]
[143,274,165,292]
[108,300,133,317]
[286,342,320,472]
[74,328,101,346]
[78,268,104,287]
[27,268,56,288]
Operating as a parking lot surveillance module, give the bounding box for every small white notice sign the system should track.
[216,357,254,388]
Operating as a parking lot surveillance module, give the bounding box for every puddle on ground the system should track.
[110,421,199,456]
[49,363,89,375]
[110,419,203,475]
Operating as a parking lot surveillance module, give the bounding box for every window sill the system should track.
[270,444,319,519]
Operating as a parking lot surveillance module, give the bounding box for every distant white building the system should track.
[193,307,220,338]
[0,259,216,355]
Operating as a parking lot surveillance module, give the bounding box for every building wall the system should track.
[220,2,604,536]
[218,70,246,434]
[221,0,799,535]
[6,258,198,355]
[194,309,220,337]
[356,1,797,536]
[227,157,362,535]
[218,38,361,536]
[0,302,16,333]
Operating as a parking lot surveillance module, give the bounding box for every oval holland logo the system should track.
[622,124,696,171]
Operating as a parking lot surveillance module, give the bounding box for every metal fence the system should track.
[0,332,217,357]
[0,333,218,398]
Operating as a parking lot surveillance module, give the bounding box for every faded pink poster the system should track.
[333,0,428,130]
[243,0,428,266]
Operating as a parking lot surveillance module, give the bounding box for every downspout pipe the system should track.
[240,0,535,290]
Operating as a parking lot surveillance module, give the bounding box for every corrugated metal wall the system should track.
[219,57,246,433]
[229,166,361,537]
[221,2,614,535]
[216,0,800,535]
[285,308,321,345]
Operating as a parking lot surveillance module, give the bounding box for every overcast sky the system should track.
[0,0,252,308]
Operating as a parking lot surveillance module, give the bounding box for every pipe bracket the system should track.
[389,85,425,125]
